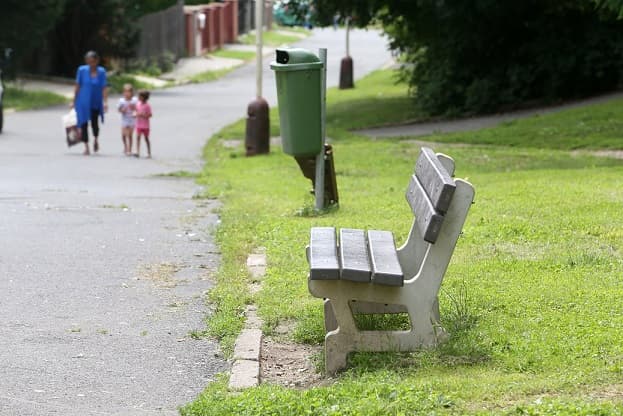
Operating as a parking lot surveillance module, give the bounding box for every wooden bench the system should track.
[306,147,475,374]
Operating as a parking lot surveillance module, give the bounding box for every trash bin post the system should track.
[315,48,328,210]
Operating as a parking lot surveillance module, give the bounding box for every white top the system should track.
[118,97,138,126]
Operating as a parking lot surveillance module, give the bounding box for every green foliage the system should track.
[595,0,623,16]
[383,1,623,115]
[313,0,623,115]
[0,0,66,58]
[51,0,141,76]
[312,0,380,26]
[130,0,211,17]
[126,51,176,76]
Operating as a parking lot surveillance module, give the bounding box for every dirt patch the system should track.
[261,338,327,389]
[589,383,623,400]
[137,262,182,288]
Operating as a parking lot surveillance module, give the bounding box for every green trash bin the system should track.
[270,48,324,157]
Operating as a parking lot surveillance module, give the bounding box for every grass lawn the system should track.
[420,101,623,150]
[211,49,256,61]
[3,87,67,110]
[238,27,309,47]
[187,68,238,84]
[182,69,623,415]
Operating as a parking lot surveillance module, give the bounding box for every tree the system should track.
[51,0,141,76]
[0,0,66,57]
[312,0,623,115]
[595,0,623,15]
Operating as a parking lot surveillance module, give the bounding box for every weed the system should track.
[442,278,478,334]
[188,329,207,340]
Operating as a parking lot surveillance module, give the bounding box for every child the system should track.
[135,90,152,158]
[117,84,137,155]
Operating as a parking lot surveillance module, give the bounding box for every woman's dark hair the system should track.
[84,50,99,60]
[138,90,150,101]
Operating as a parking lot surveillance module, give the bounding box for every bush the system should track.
[381,1,623,115]
[314,0,623,115]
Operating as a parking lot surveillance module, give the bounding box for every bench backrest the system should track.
[405,147,456,244]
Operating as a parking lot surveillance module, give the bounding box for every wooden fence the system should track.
[137,2,186,60]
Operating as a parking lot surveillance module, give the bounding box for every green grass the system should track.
[188,68,238,84]
[238,28,307,47]
[184,69,623,414]
[414,99,623,150]
[3,87,67,110]
[325,69,423,130]
[211,49,256,61]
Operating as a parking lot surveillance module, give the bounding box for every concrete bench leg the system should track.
[432,296,440,323]
[325,333,350,375]
[324,299,338,333]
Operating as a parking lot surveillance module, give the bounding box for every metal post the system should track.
[315,48,328,210]
[255,0,263,98]
[345,17,350,57]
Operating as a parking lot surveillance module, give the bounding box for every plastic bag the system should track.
[62,109,81,147]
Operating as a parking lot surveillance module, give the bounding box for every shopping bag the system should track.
[62,109,81,147]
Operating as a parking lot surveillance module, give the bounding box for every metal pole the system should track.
[255,0,264,98]
[345,17,350,57]
[315,48,328,210]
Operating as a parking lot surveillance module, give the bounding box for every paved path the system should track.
[0,28,390,416]
[358,90,623,138]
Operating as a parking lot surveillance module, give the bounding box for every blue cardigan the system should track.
[75,65,107,126]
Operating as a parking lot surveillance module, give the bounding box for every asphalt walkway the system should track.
[0,28,390,416]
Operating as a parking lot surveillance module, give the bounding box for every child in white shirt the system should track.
[117,84,138,156]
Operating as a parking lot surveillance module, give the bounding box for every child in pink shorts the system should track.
[135,90,152,158]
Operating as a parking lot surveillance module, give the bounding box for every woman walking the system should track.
[72,51,108,155]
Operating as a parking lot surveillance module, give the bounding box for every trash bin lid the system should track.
[270,48,324,71]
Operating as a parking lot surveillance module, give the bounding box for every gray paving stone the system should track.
[228,359,260,390]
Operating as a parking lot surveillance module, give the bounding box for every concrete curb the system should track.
[228,251,266,391]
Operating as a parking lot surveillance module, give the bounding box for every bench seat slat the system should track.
[415,147,456,213]
[339,228,372,282]
[406,174,445,243]
[310,227,340,280]
[368,230,404,287]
